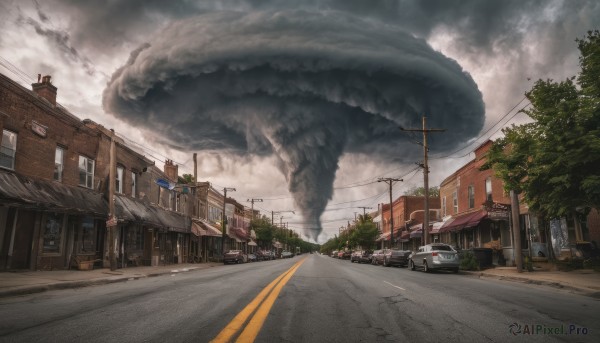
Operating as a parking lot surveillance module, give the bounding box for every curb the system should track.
[466,271,600,298]
[0,265,212,299]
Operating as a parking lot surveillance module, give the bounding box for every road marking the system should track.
[210,257,307,343]
[384,281,406,291]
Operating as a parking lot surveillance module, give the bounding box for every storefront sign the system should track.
[31,120,47,138]
[486,201,510,220]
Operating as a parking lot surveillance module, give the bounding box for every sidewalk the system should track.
[464,267,600,298]
[0,262,221,298]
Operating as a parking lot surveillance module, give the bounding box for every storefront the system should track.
[0,171,107,271]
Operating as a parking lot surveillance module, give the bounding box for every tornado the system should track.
[103,10,485,240]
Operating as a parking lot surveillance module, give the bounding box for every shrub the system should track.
[460,251,479,271]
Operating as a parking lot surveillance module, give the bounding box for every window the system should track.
[78,217,96,254]
[78,156,95,188]
[442,196,447,217]
[131,172,137,198]
[116,166,124,193]
[485,177,493,202]
[54,146,64,181]
[0,129,17,169]
[468,185,475,209]
[452,191,458,214]
[42,213,64,254]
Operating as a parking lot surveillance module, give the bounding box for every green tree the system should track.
[403,186,440,197]
[351,215,379,250]
[483,31,600,220]
[179,173,194,184]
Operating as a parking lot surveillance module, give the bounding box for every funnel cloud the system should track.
[103,10,485,240]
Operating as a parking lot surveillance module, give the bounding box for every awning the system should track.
[248,240,258,246]
[410,229,422,238]
[429,221,445,234]
[114,195,189,233]
[192,219,222,237]
[227,228,247,242]
[400,230,410,242]
[439,210,487,233]
[376,232,391,242]
[0,169,107,216]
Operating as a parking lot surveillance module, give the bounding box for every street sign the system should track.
[106,216,117,227]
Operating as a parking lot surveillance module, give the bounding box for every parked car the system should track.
[255,250,268,261]
[350,250,372,263]
[262,250,276,260]
[371,249,386,265]
[223,250,247,264]
[383,249,411,267]
[331,250,339,258]
[247,253,257,262]
[281,251,293,258]
[409,243,460,273]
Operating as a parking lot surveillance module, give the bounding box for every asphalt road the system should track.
[0,254,598,342]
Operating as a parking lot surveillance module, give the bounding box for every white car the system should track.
[409,243,460,273]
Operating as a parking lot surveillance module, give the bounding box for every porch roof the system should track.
[0,169,107,216]
[439,209,487,233]
[115,195,189,233]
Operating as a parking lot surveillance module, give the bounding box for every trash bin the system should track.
[472,248,493,269]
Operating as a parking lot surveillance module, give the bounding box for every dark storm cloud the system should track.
[17,8,96,75]
[103,10,484,240]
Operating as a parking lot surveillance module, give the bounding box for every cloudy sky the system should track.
[1,0,598,243]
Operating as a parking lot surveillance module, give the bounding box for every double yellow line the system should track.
[211,257,307,343]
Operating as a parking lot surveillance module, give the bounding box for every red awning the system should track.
[439,210,487,233]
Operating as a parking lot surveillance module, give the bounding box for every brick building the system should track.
[0,72,191,270]
[378,195,440,249]
[0,73,107,270]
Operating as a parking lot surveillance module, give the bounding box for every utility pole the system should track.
[108,129,117,271]
[247,198,263,220]
[221,187,236,256]
[400,116,445,245]
[357,206,372,217]
[378,178,403,248]
[510,190,523,273]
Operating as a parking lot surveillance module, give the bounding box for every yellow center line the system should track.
[236,257,307,343]
[210,257,307,343]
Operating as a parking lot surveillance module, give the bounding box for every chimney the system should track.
[32,75,57,106]
[164,159,179,181]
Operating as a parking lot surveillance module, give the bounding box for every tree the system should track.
[484,31,600,221]
[351,215,379,250]
[403,186,440,197]
[179,173,194,184]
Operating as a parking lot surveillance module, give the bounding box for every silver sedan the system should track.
[409,243,460,273]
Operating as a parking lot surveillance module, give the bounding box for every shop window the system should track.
[42,213,64,254]
[78,217,97,254]
[126,226,144,251]
[0,129,17,170]
[468,185,475,209]
[485,177,493,202]
[54,146,64,181]
[442,196,446,217]
[78,155,95,188]
[452,191,458,214]
[131,172,137,198]
[116,166,124,193]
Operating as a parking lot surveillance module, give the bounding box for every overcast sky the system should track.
[1,0,598,243]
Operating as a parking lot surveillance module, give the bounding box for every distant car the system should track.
[409,243,460,273]
[331,250,339,258]
[223,250,246,264]
[350,250,372,263]
[341,250,352,260]
[383,249,411,267]
[371,249,386,265]
[281,251,293,258]
[247,253,257,262]
[337,251,345,259]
